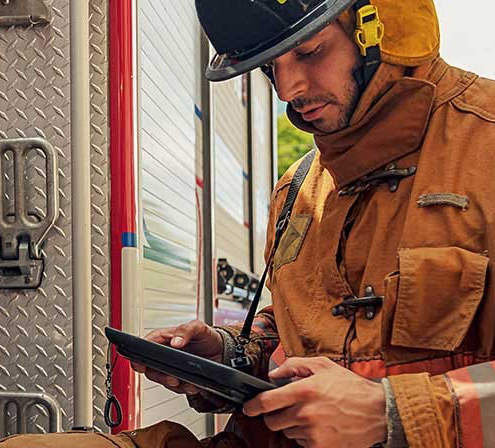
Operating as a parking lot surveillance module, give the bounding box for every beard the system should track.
[291,64,361,133]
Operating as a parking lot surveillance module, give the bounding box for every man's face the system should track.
[272,21,361,133]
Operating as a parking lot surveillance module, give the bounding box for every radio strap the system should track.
[231,148,317,371]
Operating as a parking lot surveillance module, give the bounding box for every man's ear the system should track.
[337,9,356,40]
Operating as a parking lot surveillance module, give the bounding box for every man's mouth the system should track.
[299,103,330,121]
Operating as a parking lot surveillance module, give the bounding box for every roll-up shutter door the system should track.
[214,77,251,274]
[138,0,206,437]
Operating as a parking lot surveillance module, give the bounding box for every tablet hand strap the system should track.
[104,345,123,428]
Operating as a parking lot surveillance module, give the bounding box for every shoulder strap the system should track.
[231,149,317,370]
[273,148,317,246]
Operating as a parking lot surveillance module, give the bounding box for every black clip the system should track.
[275,210,291,241]
[339,164,417,196]
[230,337,252,373]
[332,286,383,320]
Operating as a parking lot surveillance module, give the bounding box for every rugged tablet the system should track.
[105,327,276,405]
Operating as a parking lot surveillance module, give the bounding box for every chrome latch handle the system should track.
[0,138,59,289]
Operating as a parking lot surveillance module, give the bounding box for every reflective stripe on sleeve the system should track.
[447,361,495,447]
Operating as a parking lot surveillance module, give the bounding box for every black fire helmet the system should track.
[196,0,359,82]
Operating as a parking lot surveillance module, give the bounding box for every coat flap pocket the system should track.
[273,214,312,271]
[391,247,489,351]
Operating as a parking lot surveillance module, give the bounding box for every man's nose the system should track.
[274,62,308,103]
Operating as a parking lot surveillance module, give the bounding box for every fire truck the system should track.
[0,0,277,438]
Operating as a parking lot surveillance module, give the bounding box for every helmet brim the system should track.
[205,0,358,82]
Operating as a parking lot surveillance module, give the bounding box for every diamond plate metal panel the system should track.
[0,0,73,433]
[89,0,111,433]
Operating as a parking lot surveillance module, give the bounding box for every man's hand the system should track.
[131,320,223,396]
[243,357,387,448]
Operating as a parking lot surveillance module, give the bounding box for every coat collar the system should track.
[286,58,471,189]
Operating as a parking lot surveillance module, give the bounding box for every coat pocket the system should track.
[273,214,312,271]
[390,247,489,351]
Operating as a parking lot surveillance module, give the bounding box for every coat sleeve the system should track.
[387,361,495,447]
[187,307,280,413]
[217,307,280,379]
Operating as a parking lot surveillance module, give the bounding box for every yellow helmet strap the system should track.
[353,0,384,90]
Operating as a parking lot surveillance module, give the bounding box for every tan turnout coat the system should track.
[260,57,495,447]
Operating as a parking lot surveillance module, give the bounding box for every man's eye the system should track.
[296,45,322,59]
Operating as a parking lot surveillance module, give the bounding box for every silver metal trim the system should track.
[200,31,216,438]
[271,89,279,188]
[70,0,93,429]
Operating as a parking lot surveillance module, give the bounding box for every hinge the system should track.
[0,138,59,289]
[0,0,50,27]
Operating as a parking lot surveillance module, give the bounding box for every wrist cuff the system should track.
[214,327,237,365]
[382,378,408,447]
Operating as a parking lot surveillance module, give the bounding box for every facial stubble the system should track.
[292,59,361,133]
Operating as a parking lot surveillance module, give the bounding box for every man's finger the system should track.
[130,361,146,373]
[144,328,176,345]
[145,369,199,395]
[282,426,309,441]
[269,356,335,379]
[183,383,200,395]
[263,404,306,431]
[169,320,209,348]
[269,358,313,380]
[244,377,316,417]
[143,321,208,349]
[145,369,180,387]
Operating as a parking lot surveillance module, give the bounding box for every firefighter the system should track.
[138,0,495,446]
[2,0,495,447]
